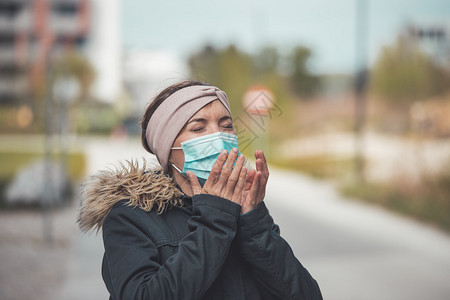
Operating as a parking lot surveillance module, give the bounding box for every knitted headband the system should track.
[145,85,231,173]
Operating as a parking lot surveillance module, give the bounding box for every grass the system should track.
[0,150,86,207]
[0,152,42,180]
[269,154,355,180]
[0,151,86,181]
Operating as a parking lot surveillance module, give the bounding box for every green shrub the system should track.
[269,155,354,179]
[0,151,86,181]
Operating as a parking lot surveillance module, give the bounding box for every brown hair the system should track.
[140,80,208,154]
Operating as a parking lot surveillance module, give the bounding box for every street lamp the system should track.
[354,0,369,182]
[42,75,79,244]
[53,75,80,173]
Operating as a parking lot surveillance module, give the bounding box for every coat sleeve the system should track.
[102,194,241,300]
[237,202,323,300]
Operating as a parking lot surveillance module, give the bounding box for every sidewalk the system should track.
[0,200,107,300]
[55,206,109,300]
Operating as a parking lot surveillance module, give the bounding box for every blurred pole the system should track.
[354,0,369,182]
[43,64,55,245]
[54,76,79,180]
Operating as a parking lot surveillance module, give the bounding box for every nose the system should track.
[207,123,221,134]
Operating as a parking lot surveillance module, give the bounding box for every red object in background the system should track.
[243,84,275,115]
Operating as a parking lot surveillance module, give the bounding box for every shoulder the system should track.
[104,199,191,243]
[103,200,149,232]
[104,200,170,227]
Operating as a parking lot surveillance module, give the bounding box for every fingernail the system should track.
[232,148,238,154]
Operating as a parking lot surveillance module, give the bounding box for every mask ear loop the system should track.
[170,162,182,173]
[169,147,183,174]
[169,147,194,195]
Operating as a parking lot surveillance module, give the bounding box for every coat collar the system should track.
[77,160,183,233]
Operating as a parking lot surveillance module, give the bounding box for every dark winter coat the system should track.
[78,161,322,300]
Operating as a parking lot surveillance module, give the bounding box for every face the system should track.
[169,100,235,172]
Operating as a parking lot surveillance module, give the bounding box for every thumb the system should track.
[186,171,202,195]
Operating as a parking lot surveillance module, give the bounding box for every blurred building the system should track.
[86,0,121,103]
[123,50,187,115]
[0,0,90,104]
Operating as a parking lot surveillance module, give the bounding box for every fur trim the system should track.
[77,160,183,233]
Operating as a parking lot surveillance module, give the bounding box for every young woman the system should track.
[78,80,322,300]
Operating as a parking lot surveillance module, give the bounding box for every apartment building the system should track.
[0,0,90,104]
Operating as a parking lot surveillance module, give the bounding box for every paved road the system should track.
[265,169,450,300]
[58,136,450,300]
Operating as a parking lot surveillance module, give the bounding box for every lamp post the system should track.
[42,74,79,245]
[53,75,80,183]
[354,0,369,182]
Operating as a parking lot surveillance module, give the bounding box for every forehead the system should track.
[191,100,231,119]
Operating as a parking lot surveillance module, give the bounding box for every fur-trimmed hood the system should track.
[77,160,183,233]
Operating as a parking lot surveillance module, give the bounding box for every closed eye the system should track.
[219,116,233,130]
[191,127,204,132]
[187,119,207,132]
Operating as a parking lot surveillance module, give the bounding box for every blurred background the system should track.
[0,0,449,299]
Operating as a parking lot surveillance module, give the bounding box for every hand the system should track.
[187,148,247,205]
[240,150,269,214]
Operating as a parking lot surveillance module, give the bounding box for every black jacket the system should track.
[78,162,322,300]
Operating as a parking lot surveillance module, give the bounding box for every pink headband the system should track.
[145,85,231,173]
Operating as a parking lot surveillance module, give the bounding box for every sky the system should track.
[121,0,450,74]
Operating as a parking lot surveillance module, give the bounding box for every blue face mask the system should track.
[171,132,240,186]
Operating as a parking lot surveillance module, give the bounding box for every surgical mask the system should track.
[171,132,240,186]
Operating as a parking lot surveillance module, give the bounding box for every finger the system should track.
[204,150,228,188]
[255,158,262,173]
[248,171,261,204]
[224,154,245,194]
[255,159,264,193]
[218,148,239,186]
[241,168,253,203]
[186,171,202,195]
[244,169,256,192]
[255,171,266,204]
[255,152,269,198]
[258,150,269,179]
[231,167,247,204]
[242,171,261,214]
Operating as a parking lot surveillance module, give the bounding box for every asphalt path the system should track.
[265,169,450,300]
[57,136,450,300]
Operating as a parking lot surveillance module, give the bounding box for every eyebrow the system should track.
[187,118,207,125]
[219,115,232,123]
[187,115,232,125]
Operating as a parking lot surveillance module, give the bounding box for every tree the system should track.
[52,50,96,101]
[371,34,449,104]
[287,46,320,98]
[188,44,253,115]
[253,46,279,77]
[188,44,221,85]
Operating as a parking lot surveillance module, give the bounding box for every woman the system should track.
[78,80,322,300]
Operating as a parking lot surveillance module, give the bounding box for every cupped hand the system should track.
[240,150,269,214]
[187,148,247,205]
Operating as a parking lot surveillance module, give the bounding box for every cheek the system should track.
[171,149,185,166]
